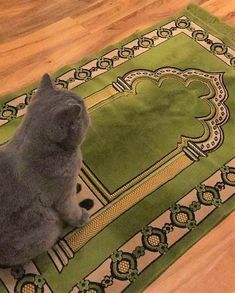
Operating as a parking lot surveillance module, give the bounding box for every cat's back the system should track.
[0,147,17,195]
[0,146,25,218]
[0,144,61,236]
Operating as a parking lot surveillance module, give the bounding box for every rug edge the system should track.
[124,195,235,293]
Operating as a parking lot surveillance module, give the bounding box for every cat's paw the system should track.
[78,208,90,227]
[81,208,90,226]
[11,265,25,279]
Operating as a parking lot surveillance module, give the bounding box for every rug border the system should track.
[125,195,235,293]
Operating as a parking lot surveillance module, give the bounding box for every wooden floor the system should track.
[0,0,235,97]
[0,0,235,292]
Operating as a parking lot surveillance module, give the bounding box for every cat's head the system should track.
[26,74,90,151]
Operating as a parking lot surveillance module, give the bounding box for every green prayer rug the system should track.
[1,4,235,293]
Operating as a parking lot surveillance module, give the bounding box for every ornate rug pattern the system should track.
[0,4,235,293]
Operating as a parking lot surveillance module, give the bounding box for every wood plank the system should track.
[0,0,100,42]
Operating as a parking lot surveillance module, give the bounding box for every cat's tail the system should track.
[77,183,94,211]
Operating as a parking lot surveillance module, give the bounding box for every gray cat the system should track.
[0,74,92,269]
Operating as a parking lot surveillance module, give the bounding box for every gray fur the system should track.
[0,74,90,267]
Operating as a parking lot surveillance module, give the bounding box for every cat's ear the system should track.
[47,103,82,142]
[38,73,54,93]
